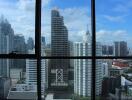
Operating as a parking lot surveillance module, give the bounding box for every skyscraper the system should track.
[102,45,114,56]
[41,36,46,47]
[0,16,14,77]
[27,37,34,50]
[49,8,69,90]
[74,30,102,96]
[26,48,47,96]
[13,34,27,70]
[14,34,27,54]
[114,41,128,56]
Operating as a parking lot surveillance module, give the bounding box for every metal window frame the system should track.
[0,0,42,100]
[40,0,132,99]
[0,0,132,100]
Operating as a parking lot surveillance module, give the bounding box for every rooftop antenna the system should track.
[86,24,90,35]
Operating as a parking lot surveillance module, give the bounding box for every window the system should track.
[96,0,132,99]
[0,0,132,100]
[0,0,35,54]
[0,0,38,99]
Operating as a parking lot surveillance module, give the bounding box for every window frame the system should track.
[0,0,132,100]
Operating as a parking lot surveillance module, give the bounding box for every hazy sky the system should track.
[0,0,132,47]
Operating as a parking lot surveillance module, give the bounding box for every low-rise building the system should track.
[7,84,37,100]
[0,77,11,99]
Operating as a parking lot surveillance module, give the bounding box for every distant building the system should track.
[45,93,72,100]
[0,16,14,77]
[13,34,27,71]
[112,59,129,68]
[41,36,46,47]
[101,76,121,98]
[45,48,51,56]
[102,45,114,56]
[27,37,34,50]
[0,77,11,99]
[109,68,124,77]
[10,68,23,81]
[14,34,27,54]
[114,41,128,56]
[26,49,47,95]
[101,62,109,77]
[109,59,129,77]
[74,30,102,96]
[7,84,37,100]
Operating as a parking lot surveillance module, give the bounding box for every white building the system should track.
[101,62,108,77]
[26,48,47,96]
[74,30,102,96]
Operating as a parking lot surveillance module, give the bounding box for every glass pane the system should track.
[44,58,74,99]
[73,59,92,99]
[44,59,93,99]
[96,0,132,56]
[42,0,91,57]
[0,0,35,54]
[97,59,132,99]
[0,59,38,100]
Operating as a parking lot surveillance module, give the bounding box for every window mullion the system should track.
[91,0,96,100]
[35,0,42,99]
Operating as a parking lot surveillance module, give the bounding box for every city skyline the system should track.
[0,0,132,48]
[0,1,132,99]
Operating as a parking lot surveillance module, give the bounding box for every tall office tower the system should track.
[114,41,128,56]
[13,34,27,70]
[102,45,114,56]
[27,37,34,50]
[49,8,69,90]
[74,30,102,96]
[0,16,14,77]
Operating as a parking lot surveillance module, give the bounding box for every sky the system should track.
[0,0,132,48]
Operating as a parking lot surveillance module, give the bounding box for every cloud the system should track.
[42,7,91,43]
[0,0,91,43]
[113,0,132,13]
[96,29,129,44]
[17,0,51,12]
[114,4,129,13]
[103,15,125,22]
[17,0,35,11]
[42,0,51,7]
[0,0,37,41]
[113,30,127,36]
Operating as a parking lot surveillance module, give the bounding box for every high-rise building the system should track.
[27,37,34,50]
[74,30,102,96]
[114,41,128,56]
[49,8,69,90]
[68,41,74,87]
[13,34,27,70]
[102,45,114,56]
[0,16,14,77]
[26,49,47,95]
[0,77,11,99]
[14,34,27,53]
[41,36,46,47]
[101,62,108,78]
